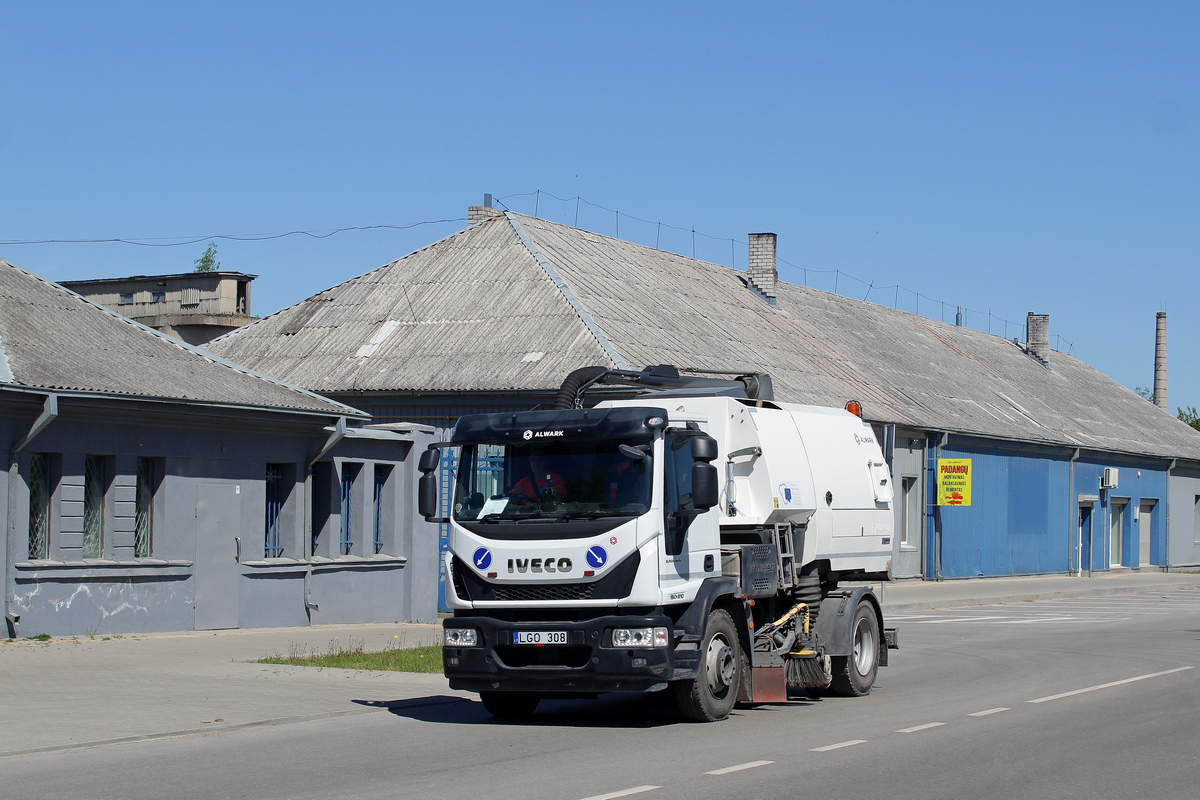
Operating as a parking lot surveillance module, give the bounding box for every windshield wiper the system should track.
[555,509,640,522]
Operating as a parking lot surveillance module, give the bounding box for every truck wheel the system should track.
[479,691,540,719]
[830,601,880,697]
[673,608,741,722]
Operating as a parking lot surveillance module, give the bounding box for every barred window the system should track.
[83,455,105,559]
[340,463,361,556]
[265,464,285,558]
[135,458,154,558]
[28,454,51,559]
[373,465,392,554]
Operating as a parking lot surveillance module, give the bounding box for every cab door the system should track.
[660,433,719,595]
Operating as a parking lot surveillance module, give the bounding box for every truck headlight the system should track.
[612,627,669,647]
[444,628,479,647]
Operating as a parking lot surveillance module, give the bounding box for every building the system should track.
[2,260,437,637]
[206,204,1200,598]
[61,270,257,346]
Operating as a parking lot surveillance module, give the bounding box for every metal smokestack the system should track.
[1153,311,1167,411]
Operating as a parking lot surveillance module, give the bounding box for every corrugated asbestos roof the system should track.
[208,212,1200,460]
[0,259,363,418]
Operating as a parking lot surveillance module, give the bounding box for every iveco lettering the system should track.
[418,365,898,721]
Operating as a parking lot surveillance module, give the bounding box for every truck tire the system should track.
[829,601,880,697]
[673,608,741,722]
[479,691,540,719]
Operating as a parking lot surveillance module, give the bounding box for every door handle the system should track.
[235,536,242,563]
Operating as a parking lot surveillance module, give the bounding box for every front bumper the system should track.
[443,614,677,694]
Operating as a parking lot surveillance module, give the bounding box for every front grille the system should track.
[495,645,592,668]
[492,584,595,602]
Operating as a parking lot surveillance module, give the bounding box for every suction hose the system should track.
[552,366,611,409]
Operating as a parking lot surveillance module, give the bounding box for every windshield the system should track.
[453,439,652,522]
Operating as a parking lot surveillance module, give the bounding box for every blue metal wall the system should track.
[1073,457,1168,570]
[934,441,1071,578]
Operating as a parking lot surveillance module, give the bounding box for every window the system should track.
[663,434,697,556]
[134,458,154,557]
[28,454,52,559]
[151,291,166,303]
[340,463,360,556]
[373,465,391,554]
[310,462,333,556]
[83,455,105,558]
[265,464,285,558]
[118,292,134,305]
[900,476,919,546]
[1194,496,1200,545]
[664,435,696,514]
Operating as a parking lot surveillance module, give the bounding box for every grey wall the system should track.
[889,429,927,579]
[3,393,438,636]
[1169,466,1200,567]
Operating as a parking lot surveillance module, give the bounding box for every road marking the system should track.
[896,722,945,733]
[995,617,1077,624]
[579,787,660,800]
[1028,666,1194,704]
[705,760,775,775]
[909,616,1007,624]
[969,707,1010,717]
[811,739,868,752]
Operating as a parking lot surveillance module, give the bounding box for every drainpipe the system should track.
[6,393,59,635]
[935,432,947,581]
[13,394,59,455]
[926,432,946,581]
[1165,458,1176,570]
[301,417,346,616]
[1068,448,1080,576]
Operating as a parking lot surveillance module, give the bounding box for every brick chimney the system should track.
[1026,312,1050,364]
[468,194,502,224]
[747,232,778,307]
[1153,311,1167,411]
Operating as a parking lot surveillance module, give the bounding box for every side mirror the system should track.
[691,462,719,511]
[691,435,718,463]
[418,447,441,474]
[418,472,439,520]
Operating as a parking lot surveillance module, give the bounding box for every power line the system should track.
[0,218,466,248]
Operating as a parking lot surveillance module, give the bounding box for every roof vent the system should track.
[747,232,778,307]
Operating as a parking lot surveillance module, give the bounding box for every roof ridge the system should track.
[0,259,365,418]
[503,211,628,370]
[210,220,492,346]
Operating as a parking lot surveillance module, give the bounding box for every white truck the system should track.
[418,365,898,721]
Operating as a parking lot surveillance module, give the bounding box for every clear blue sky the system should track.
[2,2,1196,412]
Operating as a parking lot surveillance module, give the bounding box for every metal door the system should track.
[1139,502,1155,566]
[194,482,240,630]
[1079,505,1094,573]
[889,432,925,578]
[1110,502,1126,567]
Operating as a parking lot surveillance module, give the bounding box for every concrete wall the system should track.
[3,393,438,636]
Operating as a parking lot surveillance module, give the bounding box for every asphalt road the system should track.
[4,590,1200,800]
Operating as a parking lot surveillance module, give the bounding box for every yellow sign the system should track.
[937,458,972,506]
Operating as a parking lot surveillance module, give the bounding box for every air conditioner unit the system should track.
[1100,467,1119,489]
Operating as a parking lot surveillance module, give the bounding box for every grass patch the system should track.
[27,633,52,642]
[257,636,443,673]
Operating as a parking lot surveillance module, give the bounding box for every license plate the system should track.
[513,630,568,645]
